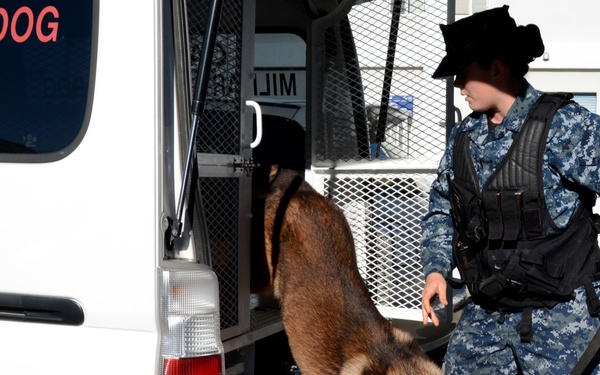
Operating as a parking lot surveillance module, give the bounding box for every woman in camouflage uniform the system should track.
[421,6,600,374]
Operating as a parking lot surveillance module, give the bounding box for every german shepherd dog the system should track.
[252,166,442,375]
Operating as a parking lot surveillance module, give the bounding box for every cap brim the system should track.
[432,55,467,79]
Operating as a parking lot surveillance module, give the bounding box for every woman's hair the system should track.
[479,24,545,78]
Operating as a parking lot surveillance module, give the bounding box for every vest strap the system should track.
[584,280,600,317]
[523,208,542,238]
[520,307,533,343]
[501,190,520,240]
[483,191,503,240]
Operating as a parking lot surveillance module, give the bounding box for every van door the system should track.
[173,0,257,341]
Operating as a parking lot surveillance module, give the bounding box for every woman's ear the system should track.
[490,59,507,82]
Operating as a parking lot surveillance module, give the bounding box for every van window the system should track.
[0,1,97,162]
[254,33,306,128]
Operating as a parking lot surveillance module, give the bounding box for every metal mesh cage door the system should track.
[185,0,255,340]
[310,0,449,166]
[309,0,451,321]
[310,5,372,165]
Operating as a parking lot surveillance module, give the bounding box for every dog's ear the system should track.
[269,164,280,183]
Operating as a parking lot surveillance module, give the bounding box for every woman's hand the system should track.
[422,272,448,326]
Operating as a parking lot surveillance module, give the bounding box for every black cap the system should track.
[432,5,543,79]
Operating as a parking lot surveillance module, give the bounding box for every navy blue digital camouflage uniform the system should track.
[421,83,600,374]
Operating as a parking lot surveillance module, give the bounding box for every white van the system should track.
[0,1,456,374]
[0,1,226,373]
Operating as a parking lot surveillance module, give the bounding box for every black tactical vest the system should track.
[448,93,600,317]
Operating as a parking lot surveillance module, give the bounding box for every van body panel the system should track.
[0,0,158,344]
[0,321,157,373]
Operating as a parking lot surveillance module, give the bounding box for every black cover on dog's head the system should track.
[252,114,305,171]
[432,5,544,79]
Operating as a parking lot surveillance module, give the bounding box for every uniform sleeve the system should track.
[420,127,458,279]
[546,103,600,193]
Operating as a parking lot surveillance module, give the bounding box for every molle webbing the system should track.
[483,93,574,241]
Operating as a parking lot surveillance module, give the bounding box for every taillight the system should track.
[163,355,222,374]
[160,267,224,375]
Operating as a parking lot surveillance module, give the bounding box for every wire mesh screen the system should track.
[186,0,245,332]
[199,177,240,330]
[187,0,243,155]
[312,0,448,165]
[311,0,449,318]
[312,16,371,163]
[322,173,432,314]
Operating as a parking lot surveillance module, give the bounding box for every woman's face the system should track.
[453,61,497,113]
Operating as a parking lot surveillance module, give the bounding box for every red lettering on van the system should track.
[37,6,59,42]
[0,6,59,43]
[12,7,34,43]
[0,9,8,41]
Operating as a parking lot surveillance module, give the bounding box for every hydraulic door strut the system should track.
[168,0,224,254]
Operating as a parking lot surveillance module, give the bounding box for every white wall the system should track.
[490,0,600,70]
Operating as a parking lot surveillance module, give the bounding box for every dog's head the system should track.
[251,163,279,199]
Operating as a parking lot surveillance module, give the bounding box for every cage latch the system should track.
[233,157,258,175]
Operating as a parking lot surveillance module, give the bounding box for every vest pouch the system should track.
[521,251,565,296]
[493,252,528,294]
[494,249,565,298]
[478,273,507,299]
[523,267,563,296]
[449,177,488,244]
[452,239,481,295]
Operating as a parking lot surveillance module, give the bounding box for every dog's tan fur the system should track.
[254,167,442,375]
